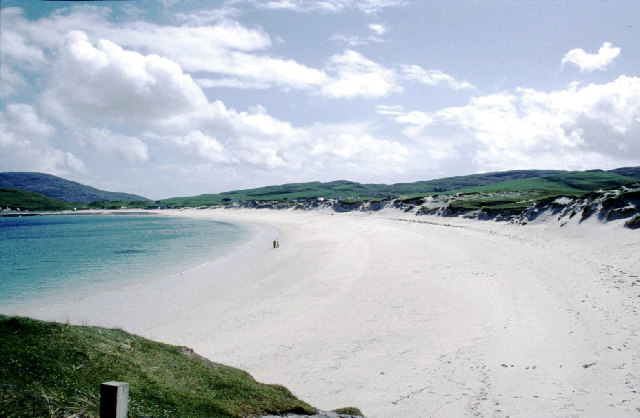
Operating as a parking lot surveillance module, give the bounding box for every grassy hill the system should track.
[0,316,363,417]
[3,168,639,210]
[0,173,149,204]
[0,188,80,211]
[160,168,640,207]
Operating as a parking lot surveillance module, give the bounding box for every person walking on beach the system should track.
[273,239,277,248]
[276,239,279,248]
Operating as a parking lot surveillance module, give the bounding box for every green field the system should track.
[160,168,640,207]
[0,188,79,211]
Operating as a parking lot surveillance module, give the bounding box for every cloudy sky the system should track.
[1,0,639,199]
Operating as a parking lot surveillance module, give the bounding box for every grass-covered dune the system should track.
[0,316,356,417]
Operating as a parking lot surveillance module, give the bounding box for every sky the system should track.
[1,0,639,199]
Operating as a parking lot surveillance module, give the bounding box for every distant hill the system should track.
[161,167,640,207]
[0,188,78,211]
[0,172,149,204]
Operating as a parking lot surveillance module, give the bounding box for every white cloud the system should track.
[384,76,640,171]
[331,23,388,47]
[561,42,621,72]
[196,77,271,90]
[375,104,404,116]
[210,51,330,91]
[356,0,407,14]
[42,31,209,127]
[312,133,408,163]
[322,50,400,98]
[167,131,235,164]
[402,64,474,90]
[3,6,408,99]
[2,6,328,94]
[368,23,387,35]
[88,128,149,162]
[173,7,240,25]
[34,32,308,170]
[0,105,86,175]
[1,29,47,67]
[1,65,27,97]
[257,0,406,14]
[2,103,57,140]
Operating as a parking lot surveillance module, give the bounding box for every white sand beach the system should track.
[23,209,640,417]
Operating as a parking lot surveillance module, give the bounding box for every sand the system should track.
[22,208,640,417]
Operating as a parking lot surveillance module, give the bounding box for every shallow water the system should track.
[0,213,249,313]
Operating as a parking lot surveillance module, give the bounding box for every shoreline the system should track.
[3,211,274,318]
[14,208,640,417]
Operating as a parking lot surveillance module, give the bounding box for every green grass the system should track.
[338,197,386,204]
[159,168,640,206]
[447,196,534,212]
[448,178,583,196]
[625,214,640,229]
[0,316,319,417]
[333,407,364,416]
[0,188,80,211]
[542,170,639,191]
[87,200,155,210]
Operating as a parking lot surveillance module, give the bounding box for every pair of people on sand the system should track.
[272,239,279,248]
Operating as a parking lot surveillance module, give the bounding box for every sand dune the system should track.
[26,209,640,417]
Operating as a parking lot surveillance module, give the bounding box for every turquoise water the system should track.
[0,214,249,313]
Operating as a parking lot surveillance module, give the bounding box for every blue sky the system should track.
[1,0,639,199]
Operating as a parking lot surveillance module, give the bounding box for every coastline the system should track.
[9,211,275,319]
[19,208,640,417]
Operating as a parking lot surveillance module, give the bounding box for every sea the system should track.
[0,213,250,314]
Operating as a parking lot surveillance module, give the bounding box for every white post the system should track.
[100,381,129,418]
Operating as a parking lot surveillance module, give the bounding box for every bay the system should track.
[0,213,249,313]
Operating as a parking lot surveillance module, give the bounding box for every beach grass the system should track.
[0,315,318,417]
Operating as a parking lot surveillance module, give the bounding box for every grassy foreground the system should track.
[0,315,324,417]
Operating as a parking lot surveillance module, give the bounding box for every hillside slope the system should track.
[0,316,347,417]
[0,172,148,204]
[161,168,640,206]
[0,188,79,211]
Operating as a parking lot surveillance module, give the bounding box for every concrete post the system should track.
[100,381,129,418]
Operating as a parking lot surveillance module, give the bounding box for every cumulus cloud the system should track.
[322,50,400,98]
[402,65,474,90]
[38,32,313,169]
[312,133,408,163]
[0,104,86,175]
[88,128,149,162]
[1,66,27,97]
[166,131,235,164]
[2,6,325,94]
[2,103,57,140]
[384,76,640,171]
[42,31,209,127]
[561,42,621,72]
[3,6,409,99]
